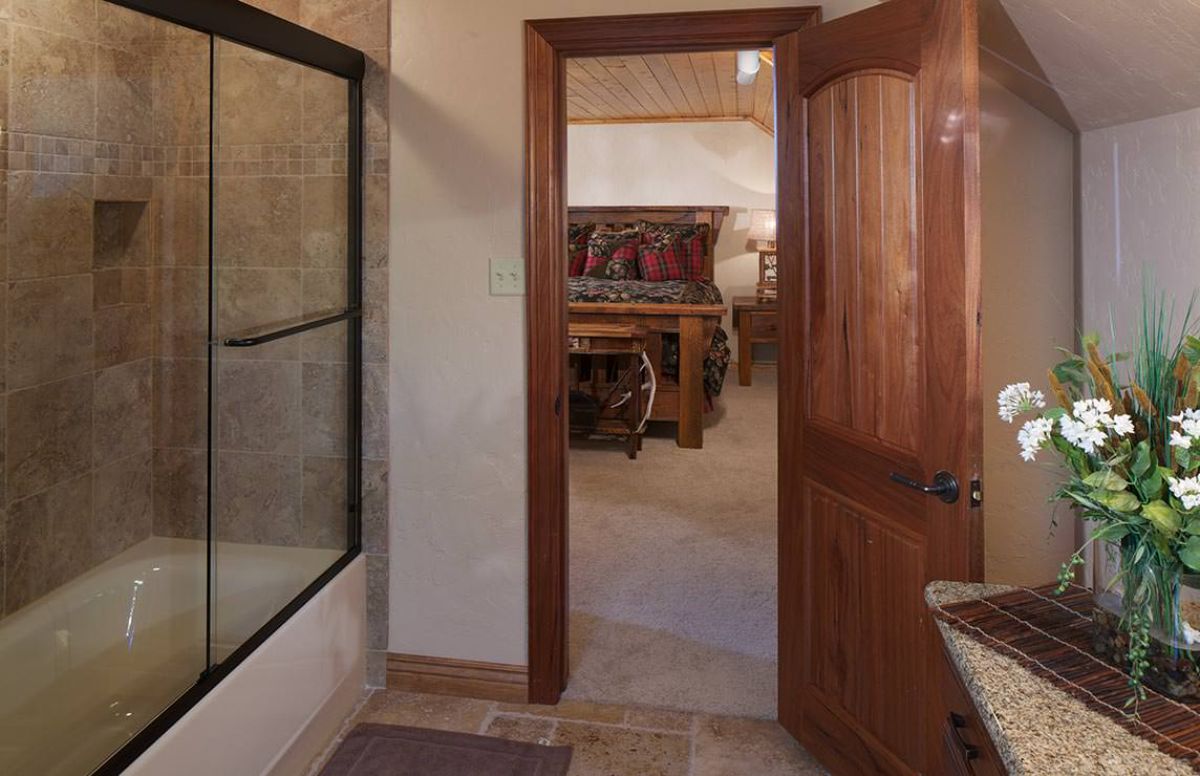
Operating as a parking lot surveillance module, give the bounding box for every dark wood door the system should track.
[775,1,983,773]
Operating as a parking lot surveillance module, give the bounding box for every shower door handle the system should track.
[223,308,360,348]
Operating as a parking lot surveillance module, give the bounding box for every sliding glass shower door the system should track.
[211,37,359,660]
[0,2,364,774]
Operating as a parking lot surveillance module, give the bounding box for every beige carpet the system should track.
[565,368,778,719]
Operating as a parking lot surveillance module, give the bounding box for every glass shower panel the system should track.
[211,38,352,661]
[0,4,210,774]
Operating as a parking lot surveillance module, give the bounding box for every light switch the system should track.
[490,258,525,296]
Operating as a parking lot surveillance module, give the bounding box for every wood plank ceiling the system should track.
[566,51,775,135]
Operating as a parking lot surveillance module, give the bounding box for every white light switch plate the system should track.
[490,258,525,296]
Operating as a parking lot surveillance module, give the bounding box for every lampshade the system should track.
[747,209,777,245]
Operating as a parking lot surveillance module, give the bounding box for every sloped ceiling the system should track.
[996,0,1200,131]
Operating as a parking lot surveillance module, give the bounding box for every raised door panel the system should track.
[805,71,920,453]
[804,482,926,774]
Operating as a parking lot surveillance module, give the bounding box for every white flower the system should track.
[997,383,1046,424]
[1110,414,1135,437]
[1184,622,1200,646]
[1170,408,1200,451]
[1170,475,1200,511]
[1017,417,1054,461]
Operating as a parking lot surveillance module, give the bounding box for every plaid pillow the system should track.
[637,233,688,281]
[567,223,594,276]
[583,230,640,280]
[638,222,711,279]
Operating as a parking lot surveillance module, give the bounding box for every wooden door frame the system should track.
[524,7,821,706]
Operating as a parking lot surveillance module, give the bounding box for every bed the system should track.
[567,205,731,449]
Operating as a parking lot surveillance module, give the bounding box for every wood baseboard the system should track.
[386,653,529,704]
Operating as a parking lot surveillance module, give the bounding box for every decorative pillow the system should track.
[638,222,711,280]
[583,229,640,280]
[637,233,688,281]
[567,223,594,276]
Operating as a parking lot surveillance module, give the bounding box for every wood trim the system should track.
[386,653,529,704]
[525,6,821,707]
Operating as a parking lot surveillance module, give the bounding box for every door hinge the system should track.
[969,479,982,508]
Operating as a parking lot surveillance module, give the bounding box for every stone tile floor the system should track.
[308,689,828,776]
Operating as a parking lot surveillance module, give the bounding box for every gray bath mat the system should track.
[318,723,573,776]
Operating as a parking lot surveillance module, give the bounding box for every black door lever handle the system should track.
[889,470,960,504]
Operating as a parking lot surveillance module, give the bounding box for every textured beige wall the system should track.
[567,121,776,364]
[389,0,880,665]
[980,74,1077,585]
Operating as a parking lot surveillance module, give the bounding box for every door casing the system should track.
[523,7,821,705]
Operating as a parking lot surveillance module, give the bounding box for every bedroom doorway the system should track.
[527,3,985,773]
[563,50,780,714]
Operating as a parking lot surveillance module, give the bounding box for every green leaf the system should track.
[1094,490,1142,513]
[1085,470,1130,491]
[1045,407,1067,421]
[1142,500,1181,535]
[1132,441,1154,478]
[1179,448,1193,471]
[1092,522,1131,544]
[1181,536,1200,571]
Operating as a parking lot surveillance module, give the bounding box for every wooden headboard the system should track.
[568,205,729,280]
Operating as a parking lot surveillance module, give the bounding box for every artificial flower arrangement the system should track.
[1000,292,1200,705]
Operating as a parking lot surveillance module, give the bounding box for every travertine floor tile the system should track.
[499,699,626,724]
[483,714,556,744]
[624,707,693,733]
[354,689,493,733]
[691,715,827,776]
[552,720,689,776]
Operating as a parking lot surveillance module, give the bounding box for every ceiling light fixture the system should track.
[736,50,760,85]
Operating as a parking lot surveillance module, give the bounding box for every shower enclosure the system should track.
[0,2,364,774]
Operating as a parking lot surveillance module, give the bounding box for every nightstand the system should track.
[732,296,778,387]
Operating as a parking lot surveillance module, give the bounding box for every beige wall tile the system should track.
[10,26,95,138]
[152,267,207,357]
[4,475,95,612]
[363,268,387,364]
[215,451,301,546]
[94,200,150,268]
[96,2,164,51]
[7,274,93,389]
[152,357,207,449]
[216,268,302,360]
[299,0,388,50]
[93,450,152,562]
[363,174,388,269]
[302,268,346,315]
[94,358,152,464]
[216,46,303,145]
[95,174,153,203]
[7,373,92,501]
[301,175,347,267]
[153,52,209,146]
[8,172,94,279]
[300,362,346,456]
[245,0,301,20]
[361,458,387,554]
[96,45,154,145]
[301,67,348,144]
[366,552,386,649]
[301,455,346,550]
[95,303,152,369]
[217,360,301,454]
[154,177,209,267]
[152,447,205,539]
[216,176,302,267]
[12,0,95,42]
[362,363,387,460]
[363,49,388,145]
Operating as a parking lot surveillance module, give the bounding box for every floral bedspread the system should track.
[568,277,731,397]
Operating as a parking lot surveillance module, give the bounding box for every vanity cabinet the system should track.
[935,641,1007,775]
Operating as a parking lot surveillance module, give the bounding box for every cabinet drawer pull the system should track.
[948,712,979,761]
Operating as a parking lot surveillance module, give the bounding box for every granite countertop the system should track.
[926,581,1195,776]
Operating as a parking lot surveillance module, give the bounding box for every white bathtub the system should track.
[0,536,346,776]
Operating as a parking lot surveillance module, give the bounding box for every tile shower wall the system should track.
[238,0,392,687]
[1,0,390,685]
[0,3,179,617]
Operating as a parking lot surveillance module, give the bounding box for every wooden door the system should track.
[775,0,982,773]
